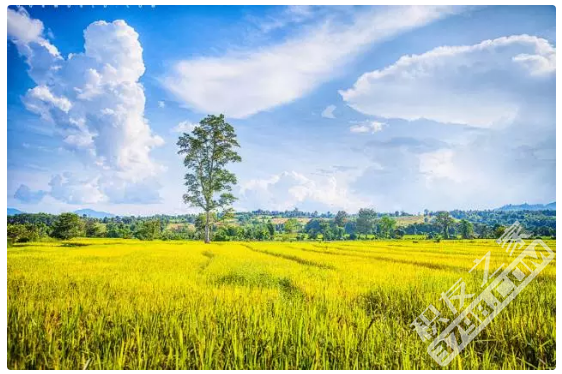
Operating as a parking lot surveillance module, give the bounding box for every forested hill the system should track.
[495,202,556,211]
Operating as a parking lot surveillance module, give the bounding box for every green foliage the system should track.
[356,208,376,237]
[334,210,348,227]
[435,211,454,239]
[266,222,275,237]
[393,228,405,239]
[7,223,42,243]
[177,114,242,243]
[283,218,299,234]
[378,216,396,239]
[85,220,107,238]
[51,213,85,240]
[459,219,474,239]
[6,208,557,242]
[134,220,161,241]
[494,224,506,239]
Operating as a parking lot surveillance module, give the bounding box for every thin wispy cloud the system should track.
[163,6,462,119]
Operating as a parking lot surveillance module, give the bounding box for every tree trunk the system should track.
[204,210,210,244]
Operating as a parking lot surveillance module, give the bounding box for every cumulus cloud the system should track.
[49,173,107,205]
[9,10,165,203]
[340,35,556,128]
[7,7,61,84]
[7,7,44,43]
[14,170,163,206]
[163,6,460,118]
[238,171,368,212]
[321,105,336,118]
[171,120,197,133]
[158,100,166,108]
[22,85,72,121]
[350,120,386,134]
[100,177,162,204]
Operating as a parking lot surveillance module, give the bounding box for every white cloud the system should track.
[9,11,166,203]
[7,7,61,84]
[7,7,44,43]
[163,6,460,118]
[340,35,556,128]
[350,121,385,133]
[23,85,72,121]
[49,173,107,205]
[171,120,197,133]
[321,105,336,119]
[14,170,163,206]
[238,171,368,212]
[418,149,465,183]
[158,100,166,108]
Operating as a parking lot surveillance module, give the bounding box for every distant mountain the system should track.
[74,209,115,219]
[496,202,556,211]
[7,208,24,216]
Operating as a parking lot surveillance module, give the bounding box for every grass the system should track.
[7,238,556,369]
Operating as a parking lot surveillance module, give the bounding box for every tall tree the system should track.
[334,210,348,227]
[356,208,376,238]
[379,216,396,239]
[177,114,242,243]
[459,219,474,239]
[266,221,275,238]
[435,211,455,239]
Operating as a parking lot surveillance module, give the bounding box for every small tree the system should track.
[266,221,275,238]
[435,211,454,239]
[135,220,161,241]
[356,208,376,238]
[52,213,85,240]
[459,219,474,239]
[334,210,348,227]
[379,216,397,239]
[85,220,107,238]
[177,114,242,243]
[494,224,506,239]
[393,228,405,239]
[284,218,299,234]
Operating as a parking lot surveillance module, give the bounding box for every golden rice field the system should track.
[7,238,556,369]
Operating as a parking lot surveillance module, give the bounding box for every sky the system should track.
[7,5,556,215]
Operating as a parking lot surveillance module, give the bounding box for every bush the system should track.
[8,224,41,243]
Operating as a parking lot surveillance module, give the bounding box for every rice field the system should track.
[7,238,556,369]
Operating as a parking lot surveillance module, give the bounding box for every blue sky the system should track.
[7,5,556,215]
